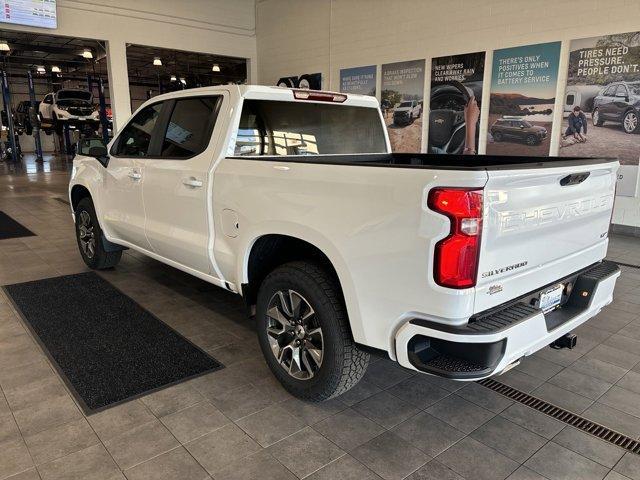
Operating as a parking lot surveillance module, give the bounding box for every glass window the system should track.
[160,96,221,158]
[112,103,163,157]
[566,94,575,105]
[615,85,628,97]
[604,85,617,96]
[234,100,387,156]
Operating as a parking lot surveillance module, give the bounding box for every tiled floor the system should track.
[0,154,640,480]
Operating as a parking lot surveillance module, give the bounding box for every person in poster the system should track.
[340,65,376,97]
[381,59,425,152]
[487,42,561,156]
[559,32,640,196]
[428,51,485,155]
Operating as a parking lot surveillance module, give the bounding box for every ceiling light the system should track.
[153,57,162,66]
[212,64,220,72]
[36,66,46,73]
[0,41,9,52]
[51,65,61,73]
[170,74,177,82]
[81,48,93,59]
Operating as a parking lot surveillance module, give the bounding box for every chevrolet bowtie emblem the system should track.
[434,118,445,124]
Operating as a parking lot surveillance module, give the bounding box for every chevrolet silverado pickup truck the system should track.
[69,85,621,401]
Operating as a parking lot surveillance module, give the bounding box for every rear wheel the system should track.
[256,261,369,401]
[493,131,503,142]
[623,110,639,133]
[75,197,122,269]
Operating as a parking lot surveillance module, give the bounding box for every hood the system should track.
[394,107,412,113]
[57,98,93,107]
[530,125,547,132]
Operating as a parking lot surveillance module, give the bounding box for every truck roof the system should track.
[146,84,380,108]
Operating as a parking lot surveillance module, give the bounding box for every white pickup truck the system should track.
[69,85,621,401]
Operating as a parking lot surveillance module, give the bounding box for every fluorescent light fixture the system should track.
[36,66,46,73]
[0,41,9,52]
[51,65,61,73]
[81,48,93,59]
[153,57,162,66]
[212,64,220,72]
[170,74,177,82]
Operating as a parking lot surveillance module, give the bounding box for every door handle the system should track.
[182,177,203,188]
[128,171,142,180]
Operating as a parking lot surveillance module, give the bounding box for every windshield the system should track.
[628,83,640,95]
[57,90,92,101]
[399,101,412,108]
[234,100,387,156]
[521,120,533,128]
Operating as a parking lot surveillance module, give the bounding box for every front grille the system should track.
[67,107,93,116]
[479,378,640,455]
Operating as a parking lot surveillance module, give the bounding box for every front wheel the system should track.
[75,197,122,269]
[493,131,503,142]
[623,110,639,133]
[592,108,604,126]
[256,261,369,401]
[526,134,538,146]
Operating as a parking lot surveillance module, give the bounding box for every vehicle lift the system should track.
[1,70,19,163]
[27,71,44,163]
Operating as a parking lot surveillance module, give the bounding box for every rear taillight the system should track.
[428,188,483,289]
[292,89,347,102]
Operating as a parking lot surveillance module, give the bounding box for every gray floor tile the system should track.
[0,438,33,480]
[548,368,613,400]
[213,449,295,480]
[207,382,283,421]
[426,394,495,434]
[306,454,381,480]
[506,466,548,479]
[0,414,21,444]
[457,382,513,413]
[5,468,42,480]
[516,356,565,381]
[338,380,382,406]
[617,371,640,395]
[314,408,385,451]
[23,418,99,465]
[12,395,81,437]
[280,396,346,425]
[436,436,518,480]
[570,357,630,384]
[605,471,634,480]
[160,401,229,444]
[363,361,414,389]
[391,411,465,458]
[498,369,546,393]
[586,345,640,370]
[583,402,640,439]
[185,423,261,475]
[599,387,640,418]
[267,427,345,478]
[236,403,306,447]
[531,382,594,414]
[470,416,547,463]
[524,442,609,480]
[386,376,450,409]
[351,431,429,480]
[501,403,565,439]
[123,447,209,480]
[139,383,204,417]
[614,452,640,480]
[605,335,640,356]
[405,459,464,480]
[86,400,155,442]
[353,391,420,429]
[553,426,625,469]
[37,443,124,480]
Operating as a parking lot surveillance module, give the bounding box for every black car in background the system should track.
[490,117,547,145]
[15,100,39,135]
[592,81,640,134]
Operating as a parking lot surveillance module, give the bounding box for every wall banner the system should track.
[340,65,376,96]
[559,32,640,196]
[487,41,561,156]
[381,59,425,152]
[428,51,485,154]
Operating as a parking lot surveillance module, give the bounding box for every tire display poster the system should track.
[428,52,485,154]
[340,65,376,96]
[559,32,640,197]
[487,42,561,156]
[381,59,425,152]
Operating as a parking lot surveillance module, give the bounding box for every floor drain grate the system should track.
[478,378,640,455]
[613,261,640,269]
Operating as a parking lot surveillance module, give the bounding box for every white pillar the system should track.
[106,40,131,133]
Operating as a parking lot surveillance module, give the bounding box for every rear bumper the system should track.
[395,261,620,380]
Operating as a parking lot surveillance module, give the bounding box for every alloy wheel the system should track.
[266,289,323,380]
[78,210,96,259]
[593,110,599,125]
[624,112,637,133]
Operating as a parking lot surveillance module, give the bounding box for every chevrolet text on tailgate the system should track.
[69,85,621,401]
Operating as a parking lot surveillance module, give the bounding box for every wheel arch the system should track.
[70,183,91,211]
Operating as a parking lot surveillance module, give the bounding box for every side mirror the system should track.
[78,137,109,167]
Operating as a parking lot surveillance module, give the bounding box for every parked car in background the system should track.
[490,116,547,145]
[69,85,620,401]
[592,81,640,133]
[15,100,39,135]
[393,100,421,125]
[39,89,99,133]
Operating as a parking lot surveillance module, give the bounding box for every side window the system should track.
[615,85,628,97]
[112,103,163,157]
[566,94,575,105]
[604,85,617,96]
[43,94,52,104]
[160,96,221,158]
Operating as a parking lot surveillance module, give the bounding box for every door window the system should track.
[111,103,163,157]
[615,85,628,98]
[603,85,617,96]
[160,96,221,158]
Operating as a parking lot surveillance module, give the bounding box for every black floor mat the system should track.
[0,211,35,240]
[4,272,223,413]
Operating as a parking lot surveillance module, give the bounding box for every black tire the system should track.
[256,261,369,401]
[592,108,604,126]
[493,131,503,142]
[75,197,122,269]
[526,134,538,146]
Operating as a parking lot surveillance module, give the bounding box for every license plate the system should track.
[539,284,563,312]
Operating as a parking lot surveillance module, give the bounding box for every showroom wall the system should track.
[256,0,640,229]
[0,0,257,131]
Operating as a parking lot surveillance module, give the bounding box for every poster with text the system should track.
[487,42,561,156]
[428,51,485,154]
[559,32,640,197]
[340,65,376,96]
[381,59,425,152]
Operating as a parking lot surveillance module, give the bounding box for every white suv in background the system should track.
[39,89,99,132]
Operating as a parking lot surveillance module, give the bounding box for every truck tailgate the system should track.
[475,160,618,313]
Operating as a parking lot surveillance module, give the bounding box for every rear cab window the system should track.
[233,99,387,157]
